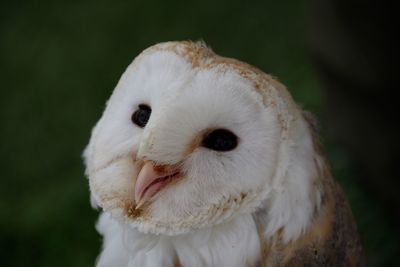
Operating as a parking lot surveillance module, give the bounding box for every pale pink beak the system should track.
[134,161,181,209]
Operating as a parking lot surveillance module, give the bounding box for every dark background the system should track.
[0,0,398,266]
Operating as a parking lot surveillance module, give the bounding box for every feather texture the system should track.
[84,41,366,266]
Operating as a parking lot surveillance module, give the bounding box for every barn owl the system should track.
[84,41,366,267]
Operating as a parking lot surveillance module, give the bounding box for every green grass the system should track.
[0,0,397,266]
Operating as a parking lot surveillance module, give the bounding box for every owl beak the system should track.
[134,161,181,209]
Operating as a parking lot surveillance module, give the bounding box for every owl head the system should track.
[84,41,322,241]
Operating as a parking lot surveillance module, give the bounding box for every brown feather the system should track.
[256,120,367,266]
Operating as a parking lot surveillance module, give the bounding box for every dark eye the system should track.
[202,129,238,151]
[131,104,151,128]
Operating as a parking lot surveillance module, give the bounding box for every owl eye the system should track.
[131,104,151,128]
[202,129,238,151]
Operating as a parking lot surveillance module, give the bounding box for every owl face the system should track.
[84,42,295,235]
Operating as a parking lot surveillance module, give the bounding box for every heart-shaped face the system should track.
[83,41,317,238]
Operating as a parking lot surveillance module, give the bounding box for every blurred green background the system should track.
[0,0,398,266]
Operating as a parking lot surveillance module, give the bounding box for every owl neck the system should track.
[96,212,262,267]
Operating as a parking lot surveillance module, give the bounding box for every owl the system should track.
[83,41,366,267]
